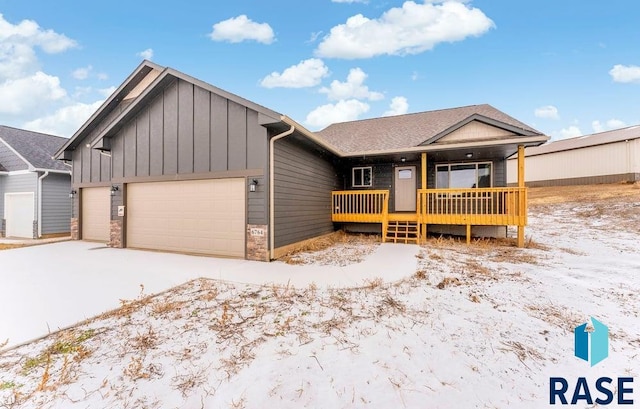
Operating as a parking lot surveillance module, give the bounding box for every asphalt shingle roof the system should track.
[316,104,542,154]
[0,126,69,171]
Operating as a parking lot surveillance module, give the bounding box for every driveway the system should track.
[0,241,418,350]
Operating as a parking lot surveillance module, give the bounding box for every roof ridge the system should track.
[0,124,66,140]
[319,103,491,130]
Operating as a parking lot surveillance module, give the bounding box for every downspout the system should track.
[269,124,295,260]
[37,170,50,238]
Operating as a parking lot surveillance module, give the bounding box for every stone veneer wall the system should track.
[246,224,268,261]
[70,217,79,240]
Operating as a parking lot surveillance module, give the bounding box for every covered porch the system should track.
[332,147,529,247]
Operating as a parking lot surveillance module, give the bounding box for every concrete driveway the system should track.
[0,241,418,350]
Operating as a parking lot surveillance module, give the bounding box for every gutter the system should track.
[269,123,296,260]
[37,171,49,238]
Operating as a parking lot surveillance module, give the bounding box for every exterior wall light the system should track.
[249,179,258,192]
[69,189,77,198]
[400,157,406,162]
[110,185,119,196]
[466,153,473,159]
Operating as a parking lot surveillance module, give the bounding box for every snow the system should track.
[0,239,418,350]
[0,186,639,408]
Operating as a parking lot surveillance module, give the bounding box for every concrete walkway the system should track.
[0,236,70,246]
[0,241,419,350]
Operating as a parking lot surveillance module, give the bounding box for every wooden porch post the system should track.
[517,145,525,247]
[421,152,427,243]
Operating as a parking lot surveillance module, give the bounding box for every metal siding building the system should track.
[507,126,640,186]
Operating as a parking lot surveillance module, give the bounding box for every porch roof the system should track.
[315,104,545,155]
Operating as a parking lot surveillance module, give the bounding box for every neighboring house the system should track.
[55,61,548,261]
[507,126,640,187]
[0,126,72,239]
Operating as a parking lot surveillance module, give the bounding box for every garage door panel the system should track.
[127,179,245,257]
[5,193,35,239]
[81,187,110,242]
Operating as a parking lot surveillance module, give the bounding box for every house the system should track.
[55,61,548,261]
[0,126,71,239]
[507,126,640,187]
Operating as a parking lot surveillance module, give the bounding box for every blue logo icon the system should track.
[574,317,608,367]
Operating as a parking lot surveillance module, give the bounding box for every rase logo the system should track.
[549,317,634,405]
[574,317,608,367]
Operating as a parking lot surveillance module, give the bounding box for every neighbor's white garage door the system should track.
[81,187,110,242]
[4,192,35,238]
[126,179,245,257]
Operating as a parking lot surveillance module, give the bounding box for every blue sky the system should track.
[0,0,639,140]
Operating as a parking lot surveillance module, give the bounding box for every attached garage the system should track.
[81,187,110,242]
[4,192,35,238]
[126,179,245,257]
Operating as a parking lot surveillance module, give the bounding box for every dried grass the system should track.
[278,231,380,264]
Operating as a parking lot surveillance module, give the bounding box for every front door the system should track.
[394,166,416,211]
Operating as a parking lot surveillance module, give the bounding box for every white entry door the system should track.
[4,192,35,238]
[394,166,416,212]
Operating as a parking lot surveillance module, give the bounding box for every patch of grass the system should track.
[278,230,380,264]
[0,380,20,390]
[22,329,97,373]
[0,243,25,251]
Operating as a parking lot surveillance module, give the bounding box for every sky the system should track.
[0,0,639,140]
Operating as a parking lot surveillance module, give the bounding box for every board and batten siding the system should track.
[71,77,270,225]
[41,173,71,234]
[506,139,640,186]
[273,138,339,249]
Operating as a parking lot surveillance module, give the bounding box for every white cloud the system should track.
[609,64,640,83]
[209,15,275,44]
[23,100,104,138]
[319,68,383,101]
[411,71,419,81]
[315,1,494,59]
[383,96,409,116]
[534,105,559,120]
[0,14,77,80]
[260,58,329,88]
[0,71,66,115]
[98,86,117,97]
[592,119,626,133]
[137,48,153,60]
[97,72,108,81]
[558,125,582,140]
[305,99,370,129]
[72,65,92,80]
[591,120,603,133]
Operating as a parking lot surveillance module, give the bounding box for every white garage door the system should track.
[4,192,35,238]
[127,179,245,257]
[81,187,110,242]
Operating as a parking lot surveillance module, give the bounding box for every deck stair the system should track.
[384,220,419,244]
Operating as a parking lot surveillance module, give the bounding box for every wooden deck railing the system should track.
[332,190,389,223]
[417,187,527,226]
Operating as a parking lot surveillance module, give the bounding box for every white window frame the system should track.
[435,161,493,189]
[352,166,373,188]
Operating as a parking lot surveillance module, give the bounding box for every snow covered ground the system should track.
[0,184,638,408]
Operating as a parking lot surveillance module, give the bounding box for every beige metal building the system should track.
[507,125,640,186]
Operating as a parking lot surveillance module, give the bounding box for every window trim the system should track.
[352,166,373,188]
[435,161,493,189]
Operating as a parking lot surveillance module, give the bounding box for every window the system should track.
[398,169,413,179]
[352,166,373,187]
[436,162,492,188]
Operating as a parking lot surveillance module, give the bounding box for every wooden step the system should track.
[384,221,419,244]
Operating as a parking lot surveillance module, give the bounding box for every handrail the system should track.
[332,190,389,223]
[417,187,527,226]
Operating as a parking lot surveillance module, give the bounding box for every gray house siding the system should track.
[273,137,339,248]
[41,173,71,234]
[71,78,269,225]
[1,173,37,235]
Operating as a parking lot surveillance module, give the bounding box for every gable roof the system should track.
[0,125,69,172]
[315,104,542,154]
[516,124,640,157]
[56,60,282,158]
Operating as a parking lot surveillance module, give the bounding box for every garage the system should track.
[81,187,110,242]
[126,178,245,257]
[4,192,35,238]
